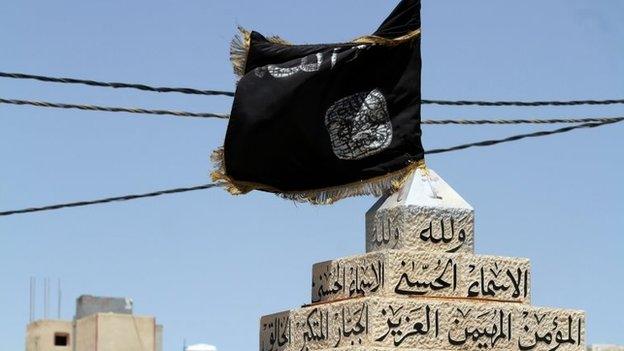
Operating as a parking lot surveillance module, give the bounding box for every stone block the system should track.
[366,169,474,254]
[259,297,585,351]
[312,250,530,304]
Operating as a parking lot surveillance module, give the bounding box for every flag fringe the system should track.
[353,28,422,46]
[230,27,291,78]
[230,27,421,78]
[211,147,425,205]
[210,147,254,195]
[230,27,251,78]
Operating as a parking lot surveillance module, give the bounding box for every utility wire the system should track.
[2,71,624,107]
[424,117,623,154]
[0,184,222,216]
[0,97,621,125]
[0,72,235,97]
[0,98,229,119]
[421,117,624,125]
[1,117,621,217]
[421,99,624,107]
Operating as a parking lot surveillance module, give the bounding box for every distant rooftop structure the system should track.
[26,294,161,351]
[75,294,133,320]
[186,344,218,351]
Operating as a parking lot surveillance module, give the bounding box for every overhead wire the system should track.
[424,117,623,154]
[420,99,624,107]
[0,184,222,217]
[1,97,621,125]
[1,117,621,217]
[1,71,623,216]
[421,117,624,125]
[2,71,624,107]
[0,72,235,97]
[0,98,229,119]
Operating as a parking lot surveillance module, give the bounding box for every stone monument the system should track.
[259,168,585,351]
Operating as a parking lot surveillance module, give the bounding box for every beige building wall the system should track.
[74,313,156,351]
[74,314,97,351]
[25,320,73,351]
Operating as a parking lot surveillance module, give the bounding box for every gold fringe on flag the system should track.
[211,147,425,205]
[353,28,421,46]
[229,27,251,78]
[230,27,421,78]
[230,27,291,78]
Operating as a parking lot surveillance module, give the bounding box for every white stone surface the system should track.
[366,169,474,254]
[260,297,585,351]
[588,346,624,351]
[312,250,530,304]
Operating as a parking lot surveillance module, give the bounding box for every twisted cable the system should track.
[0,71,235,97]
[0,184,221,216]
[2,71,624,107]
[1,97,620,125]
[1,118,621,217]
[0,98,229,119]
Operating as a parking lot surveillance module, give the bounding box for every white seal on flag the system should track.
[325,89,393,160]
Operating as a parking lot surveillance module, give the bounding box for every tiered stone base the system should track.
[261,297,585,351]
[312,251,530,304]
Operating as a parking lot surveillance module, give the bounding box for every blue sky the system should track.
[1,1,623,350]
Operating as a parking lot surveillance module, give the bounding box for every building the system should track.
[25,295,163,351]
[25,320,72,351]
[185,344,217,351]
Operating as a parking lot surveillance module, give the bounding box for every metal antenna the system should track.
[43,278,47,319]
[29,277,34,323]
[57,278,62,319]
[33,277,37,322]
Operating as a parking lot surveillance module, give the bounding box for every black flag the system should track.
[213,0,423,204]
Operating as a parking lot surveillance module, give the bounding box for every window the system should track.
[54,333,69,347]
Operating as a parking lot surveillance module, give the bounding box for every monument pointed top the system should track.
[369,168,473,212]
[366,168,475,254]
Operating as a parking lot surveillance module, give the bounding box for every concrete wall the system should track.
[25,320,72,351]
[74,313,156,351]
[75,295,132,320]
[98,314,155,351]
[74,314,97,351]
